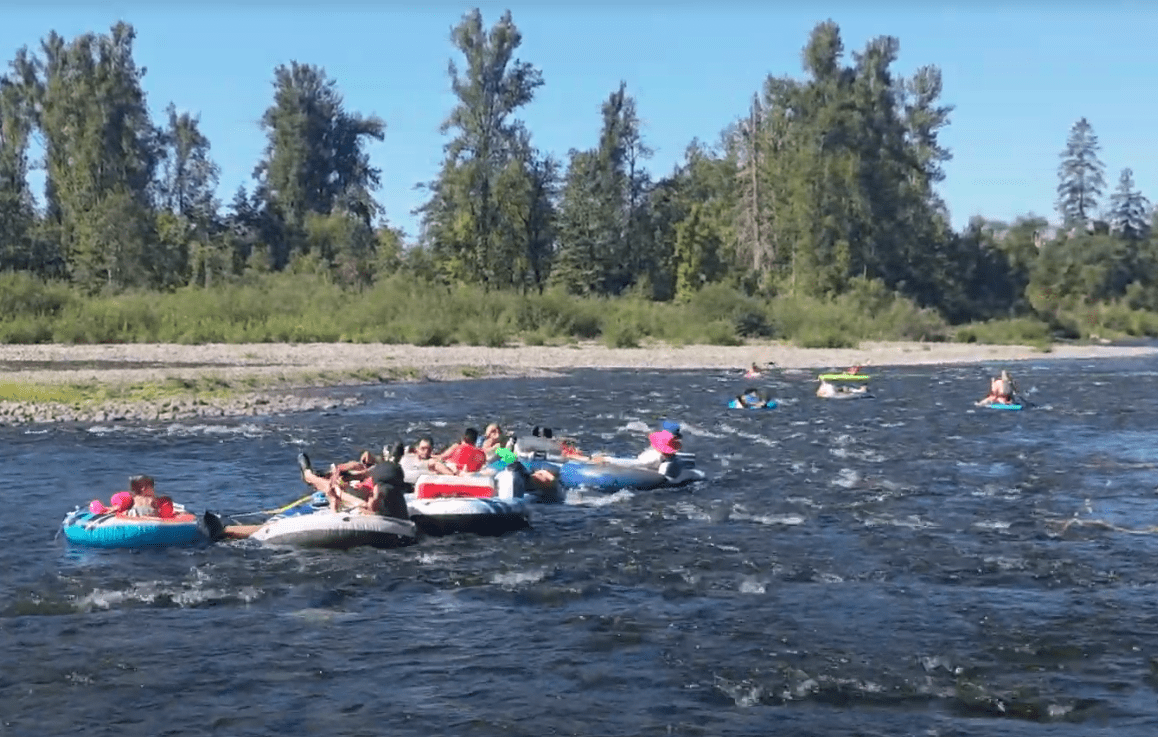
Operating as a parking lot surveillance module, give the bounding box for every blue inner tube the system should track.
[523,459,563,475]
[557,461,673,491]
[61,510,207,548]
[728,399,777,409]
[986,403,1023,411]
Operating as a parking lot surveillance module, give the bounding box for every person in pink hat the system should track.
[589,420,683,470]
[641,428,682,465]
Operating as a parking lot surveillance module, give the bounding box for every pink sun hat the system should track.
[648,430,680,455]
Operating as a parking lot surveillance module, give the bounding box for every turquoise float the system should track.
[728,398,777,409]
[61,509,210,548]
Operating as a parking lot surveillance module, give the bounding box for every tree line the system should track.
[0,11,1154,333]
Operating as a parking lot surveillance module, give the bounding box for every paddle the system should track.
[1008,377,1040,408]
[1012,392,1036,409]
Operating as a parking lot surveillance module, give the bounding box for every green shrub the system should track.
[794,327,858,349]
[17,268,1158,350]
[704,320,744,346]
[603,319,641,348]
[734,309,774,338]
[954,317,1052,346]
[460,321,510,348]
[406,323,454,347]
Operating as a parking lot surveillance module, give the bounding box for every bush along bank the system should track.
[0,272,978,350]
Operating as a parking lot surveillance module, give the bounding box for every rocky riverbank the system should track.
[1,340,1154,426]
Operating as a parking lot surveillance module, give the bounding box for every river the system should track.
[3,360,1158,736]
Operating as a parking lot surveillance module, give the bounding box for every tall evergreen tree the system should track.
[667,139,736,296]
[155,103,221,286]
[781,20,859,297]
[157,104,219,224]
[16,23,163,291]
[223,185,274,275]
[253,61,385,269]
[743,75,802,288]
[674,201,726,299]
[1056,117,1106,228]
[0,71,35,272]
[732,95,770,280]
[553,82,652,295]
[1107,168,1150,242]
[890,61,957,309]
[728,22,957,307]
[418,8,544,289]
[496,133,558,292]
[551,149,609,295]
[611,83,655,291]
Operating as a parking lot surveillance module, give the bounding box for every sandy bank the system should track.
[0,340,1154,426]
[3,340,1155,381]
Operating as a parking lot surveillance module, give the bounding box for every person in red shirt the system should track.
[432,428,487,475]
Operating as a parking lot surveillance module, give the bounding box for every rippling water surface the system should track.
[5,360,1158,736]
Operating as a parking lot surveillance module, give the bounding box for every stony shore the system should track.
[1,340,1154,426]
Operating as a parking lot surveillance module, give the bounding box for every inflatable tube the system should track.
[405,468,532,535]
[818,373,871,381]
[513,436,566,459]
[400,456,431,485]
[61,509,209,549]
[984,403,1022,411]
[728,399,777,409]
[406,494,530,536]
[558,457,706,492]
[412,467,524,500]
[251,510,417,550]
[512,436,581,465]
[818,390,873,400]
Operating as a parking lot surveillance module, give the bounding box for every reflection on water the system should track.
[4,359,1158,735]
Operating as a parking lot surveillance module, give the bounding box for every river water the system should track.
[4,360,1158,736]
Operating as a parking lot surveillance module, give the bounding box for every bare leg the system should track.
[302,468,333,494]
[328,484,370,513]
[221,524,264,539]
[325,482,350,512]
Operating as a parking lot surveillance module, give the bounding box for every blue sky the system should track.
[2,3,1155,240]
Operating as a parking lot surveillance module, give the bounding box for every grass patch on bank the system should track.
[1,381,193,408]
[0,365,508,411]
[0,382,91,405]
[0,376,255,408]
